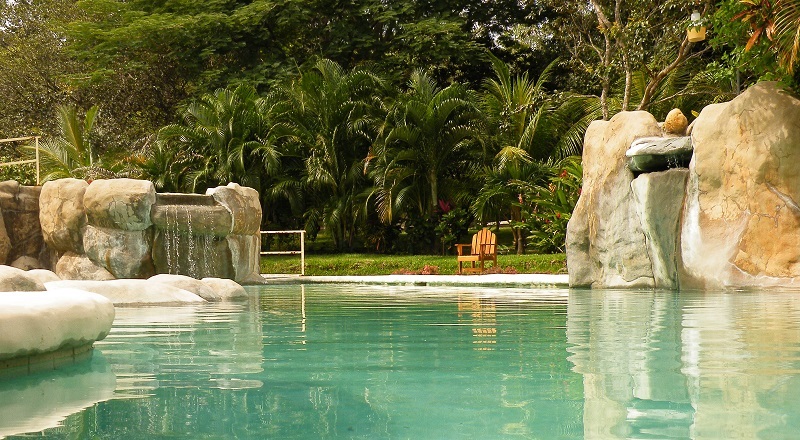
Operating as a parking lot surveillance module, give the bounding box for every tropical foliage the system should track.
[522,157,583,253]
[1,0,793,255]
[35,105,134,181]
[281,59,384,250]
[369,70,479,225]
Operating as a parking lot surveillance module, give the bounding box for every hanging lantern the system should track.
[687,10,706,42]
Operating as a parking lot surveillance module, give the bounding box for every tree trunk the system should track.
[429,169,438,217]
[622,54,632,111]
[590,0,613,120]
[599,33,611,120]
[637,37,694,111]
[511,204,525,255]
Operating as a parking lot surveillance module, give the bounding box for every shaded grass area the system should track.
[260,253,567,276]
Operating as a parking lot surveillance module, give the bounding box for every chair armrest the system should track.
[454,244,470,256]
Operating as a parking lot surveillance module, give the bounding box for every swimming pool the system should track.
[2,285,800,438]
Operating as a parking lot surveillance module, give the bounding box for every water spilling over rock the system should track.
[567,82,800,290]
[1,179,263,284]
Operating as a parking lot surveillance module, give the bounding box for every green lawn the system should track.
[260,253,567,276]
[259,224,566,275]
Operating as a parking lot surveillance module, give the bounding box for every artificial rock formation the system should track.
[0,177,262,284]
[39,179,88,254]
[0,265,46,292]
[0,289,114,360]
[566,111,662,288]
[682,82,800,289]
[662,108,689,135]
[45,279,208,306]
[567,82,800,290]
[0,181,45,266]
[149,183,262,282]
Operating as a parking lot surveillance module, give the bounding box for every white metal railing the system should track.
[260,230,305,275]
[0,136,40,184]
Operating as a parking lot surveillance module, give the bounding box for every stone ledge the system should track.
[259,273,570,288]
[0,343,94,378]
[0,290,115,370]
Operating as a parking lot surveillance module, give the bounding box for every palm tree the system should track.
[369,70,480,228]
[280,58,384,250]
[36,104,123,181]
[153,84,282,193]
[734,0,800,74]
[471,57,561,254]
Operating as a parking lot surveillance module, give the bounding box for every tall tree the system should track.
[0,0,80,138]
[540,0,714,118]
[281,59,384,250]
[152,84,282,193]
[473,57,558,254]
[369,70,480,228]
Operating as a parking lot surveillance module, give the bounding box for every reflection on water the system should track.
[5,286,800,438]
[0,351,116,437]
[567,290,800,439]
[457,296,498,350]
[101,301,265,398]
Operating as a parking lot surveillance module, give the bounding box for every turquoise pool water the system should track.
[3,285,800,438]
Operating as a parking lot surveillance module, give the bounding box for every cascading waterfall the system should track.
[150,191,255,280]
[185,205,197,278]
[203,234,213,277]
[164,205,176,274]
[154,202,227,278]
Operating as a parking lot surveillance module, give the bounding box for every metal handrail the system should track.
[260,230,305,275]
[0,136,40,184]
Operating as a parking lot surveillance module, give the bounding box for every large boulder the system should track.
[681,82,800,288]
[45,279,206,306]
[10,256,43,271]
[631,169,689,289]
[83,225,154,279]
[26,269,61,285]
[0,209,10,265]
[0,180,19,209]
[148,274,220,301]
[39,178,88,254]
[55,252,115,281]
[0,182,43,264]
[566,111,662,288]
[83,179,155,231]
[148,274,248,301]
[206,183,262,283]
[0,289,114,359]
[207,183,262,235]
[0,265,45,291]
[201,277,248,300]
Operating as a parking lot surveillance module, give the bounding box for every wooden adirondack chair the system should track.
[455,228,498,274]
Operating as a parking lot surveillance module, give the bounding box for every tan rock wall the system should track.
[568,81,800,290]
[0,181,44,265]
[681,82,800,288]
[566,111,662,288]
[1,178,262,283]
